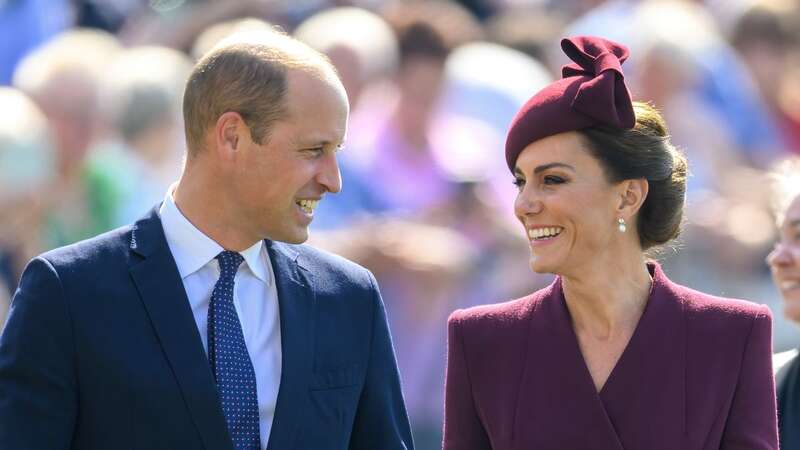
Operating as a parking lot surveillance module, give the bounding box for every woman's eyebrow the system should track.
[533,162,575,174]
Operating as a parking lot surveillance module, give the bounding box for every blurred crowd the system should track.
[2,0,800,447]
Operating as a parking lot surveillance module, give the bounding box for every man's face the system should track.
[231,69,348,244]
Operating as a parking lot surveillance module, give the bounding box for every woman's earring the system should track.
[618,218,627,233]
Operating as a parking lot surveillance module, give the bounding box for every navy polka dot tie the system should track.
[208,251,261,450]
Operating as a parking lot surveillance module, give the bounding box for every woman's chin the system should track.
[783,300,800,325]
[529,255,558,275]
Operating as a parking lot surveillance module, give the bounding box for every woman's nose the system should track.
[514,190,543,216]
[768,242,795,268]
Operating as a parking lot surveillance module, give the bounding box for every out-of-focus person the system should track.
[12,28,125,247]
[484,5,566,70]
[568,0,784,167]
[0,87,56,326]
[294,6,398,109]
[731,0,800,154]
[190,17,274,61]
[342,0,481,217]
[767,158,800,450]
[310,216,478,449]
[93,45,193,224]
[443,36,778,449]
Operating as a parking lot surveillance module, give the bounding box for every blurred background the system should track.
[2,0,800,447]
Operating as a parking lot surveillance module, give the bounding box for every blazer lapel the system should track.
[598,263,687,449]
[514,279,625,450]
[265,241,315,450]
[128,207,233,450]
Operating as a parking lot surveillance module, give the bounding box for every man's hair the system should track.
[182,27,336,156]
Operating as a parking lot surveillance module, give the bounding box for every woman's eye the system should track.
[543,175,565,185]
[512,177,525,189]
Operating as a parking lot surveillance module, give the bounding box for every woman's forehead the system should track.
[515,132,595,170]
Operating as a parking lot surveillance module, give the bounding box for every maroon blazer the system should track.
[443,263,778,450]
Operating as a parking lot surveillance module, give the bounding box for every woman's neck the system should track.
[560,255,653,340]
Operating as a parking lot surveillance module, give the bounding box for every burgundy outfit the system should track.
[443,263,778,450]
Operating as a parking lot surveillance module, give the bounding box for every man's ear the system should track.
[213,111,246,162]
[617,178,649,219]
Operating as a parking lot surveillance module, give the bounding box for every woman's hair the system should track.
[579,101,688,250]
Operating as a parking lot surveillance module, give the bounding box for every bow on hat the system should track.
[504,35,636,171]
[561,36,635,129]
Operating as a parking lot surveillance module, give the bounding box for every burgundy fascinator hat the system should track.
[505,36,636,171]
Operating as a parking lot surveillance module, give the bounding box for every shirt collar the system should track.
[239,238,271,285]
[158,186,272,285]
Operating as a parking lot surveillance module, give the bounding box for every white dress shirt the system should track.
[159,190,281,450]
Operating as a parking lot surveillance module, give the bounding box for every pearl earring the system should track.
[618,218,627,233]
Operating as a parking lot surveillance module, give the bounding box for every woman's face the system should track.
[768,195,800,324]
[513,131,622,275]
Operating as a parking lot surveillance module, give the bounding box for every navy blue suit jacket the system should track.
[0,207,413,450]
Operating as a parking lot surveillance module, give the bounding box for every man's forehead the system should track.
[287,67,347,99]
[286,70,348,116]
[282,74,348,147]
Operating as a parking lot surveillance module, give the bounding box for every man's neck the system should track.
[172,170,259,252]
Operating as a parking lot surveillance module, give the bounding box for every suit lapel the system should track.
[598,263,687,449]
[128,208,233,450]
[265,241,315,450]
[514,279,625,450]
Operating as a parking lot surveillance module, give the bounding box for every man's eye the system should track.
[543,175,565,185]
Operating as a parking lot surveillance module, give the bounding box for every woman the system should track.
[767,159,800,450]
[443,36,778,449]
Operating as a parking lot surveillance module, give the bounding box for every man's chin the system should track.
[275,228,309,245]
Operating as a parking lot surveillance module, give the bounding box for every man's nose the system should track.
[318,152,342,194]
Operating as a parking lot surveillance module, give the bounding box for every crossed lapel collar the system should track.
[264,240,315,450]
[514,278,625,450]
[128,207,233,450]
[598,262,687,449]
[515,264,687,450]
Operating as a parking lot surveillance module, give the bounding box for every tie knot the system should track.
[216,251,244,279]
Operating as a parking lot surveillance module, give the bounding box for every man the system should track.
[0,29,414,450]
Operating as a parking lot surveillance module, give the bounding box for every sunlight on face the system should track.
[512,132,619,276]
[231,69,349,244]
[768,195,800,324]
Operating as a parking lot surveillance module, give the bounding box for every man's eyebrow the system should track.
[300,139,344,149]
